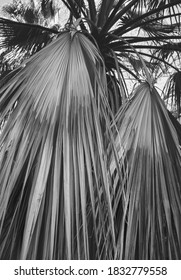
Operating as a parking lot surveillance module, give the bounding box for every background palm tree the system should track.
[0,0,63,78]
[0,0,181,260]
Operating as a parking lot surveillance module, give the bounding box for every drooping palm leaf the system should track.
[168,110,181,145]
[112,82,181,259]
[0,17,58,55]
[1,0,181,261]
[0,30,117,259]
[0,16,60,79]
[164,71,181,117]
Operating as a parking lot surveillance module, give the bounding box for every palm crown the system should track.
[0,0,181,260]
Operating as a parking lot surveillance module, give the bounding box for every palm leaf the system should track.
[0,31,116,259]
[112,82,181,259]
[0,17,58,49]
[61,0,87,29]
[164,71,181,117]
[168,110,181,145]
[97,0,117,28]
[87,0,97,23]
[41,0,56,18]
[0,17,58,74]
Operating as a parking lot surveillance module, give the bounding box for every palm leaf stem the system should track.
[100,0,139,34]
[125,49,179,72]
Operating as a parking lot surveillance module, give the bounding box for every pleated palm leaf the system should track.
[111,82,181,259]
[0,30,117,259]
[163,71,181,119]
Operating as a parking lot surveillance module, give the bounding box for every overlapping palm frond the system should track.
[1,0,181,108]
[163,71,181,118]
[0,0,181,260]
[0,17,58,77]
[112,82,181,259]
[0,0,62,78]
[0,30,118,259]
[0,17,58,52]
[168,110,181,145]
[143,0,181,14]
[64,1,181,101]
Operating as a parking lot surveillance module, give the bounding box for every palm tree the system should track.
[0,0,181,260]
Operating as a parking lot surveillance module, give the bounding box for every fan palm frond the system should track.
[0,0,181,261]
[164,71,181,117]
[0,31,117,259]
[0,17,58,54]
[0,17,59,78]
[113,82,181,259]
[168,110,181,145]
